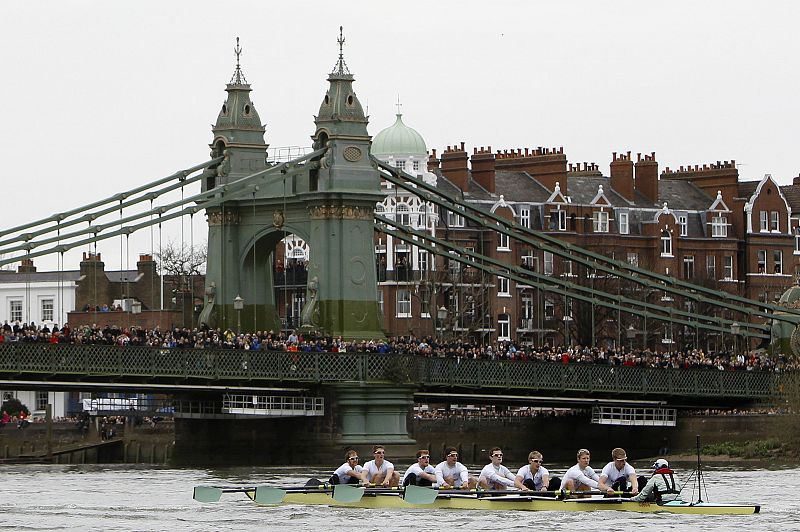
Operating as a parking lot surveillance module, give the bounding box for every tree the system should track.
[156,241,207,278]
[1,398,29,417]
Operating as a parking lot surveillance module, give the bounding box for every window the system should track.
[683,255,695,279]
[521,297,534,320]
[544,251,554,275]
[448,252,461,274]
[592,211,609,233]
[396,203,410,226]
[757,250,767,273]
[618,212,629,235]
[416,204,429,229]
[418,251,428,272]
[9,300,22,322]
[521,248,536,269]
[771,211,780,232]
[707,255,716,279]
[678,215,688,236]
[796,227,800,253]
[412,160,420,172]
[498,229,510,251]
[760,211,769,232]
[41,299,53,322]
[563,260,573,277]
[446,210,465,228]
[724,256,733,279]
[396,290,411,317]
[660,230,672,257]
[36,391,48,411]
[394,159,405,170]
[378,290,384,313]
[519,206,530,229]
[498,275,510,296]
[627,252,639,267]
[774,250,783,274]
[711,216,727,237]
[498,314,511,340]
[544,298,555,319]
[549,210,566,231]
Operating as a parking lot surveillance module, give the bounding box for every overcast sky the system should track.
[1,0,798,271]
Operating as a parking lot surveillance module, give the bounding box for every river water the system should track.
[0,464,796,531]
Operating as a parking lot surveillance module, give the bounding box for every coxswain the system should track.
[597,447,647,496]
[361,445,400,487]
[329,449,363,485]
[477,447,516,490]
[631,459,683,503]
[560,448,600,496]
[401,449,438,487]
[434,447,477,490]
[514,451,560,492]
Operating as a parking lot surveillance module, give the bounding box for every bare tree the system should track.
[156,241,207,293]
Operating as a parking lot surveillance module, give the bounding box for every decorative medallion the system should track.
[208,211,240,226]
[343,146,363,162]
[273,211,285,228]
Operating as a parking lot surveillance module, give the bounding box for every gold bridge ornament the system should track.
[208,211,241,225]
[309,205,373,220]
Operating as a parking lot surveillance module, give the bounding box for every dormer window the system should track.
[678,215,688,236]
[550,210,566,231]
[712,216,727,237]
[771,211,780,232]
[660,230,673,257]
[394,160,405,170]
[447,210,465,228]
[519,206,531,229]
[243,104,251,116]
[760,211,769,232]
[592,211,609,233]
[221,104,228,115]
[412,160,420,171]
[618,212,629,235]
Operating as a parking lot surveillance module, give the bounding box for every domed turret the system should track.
[371,113,427,157]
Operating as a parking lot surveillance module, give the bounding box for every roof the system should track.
[372,114,427,157]
[780,184,800,212]
[0,270,81,283]
[656,179,714,211]
[494,171,551,203]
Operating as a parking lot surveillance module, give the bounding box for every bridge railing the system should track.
[0,343,781,398]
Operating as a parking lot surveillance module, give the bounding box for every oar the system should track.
[193,486,272,503]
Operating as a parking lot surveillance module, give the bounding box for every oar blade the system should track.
[403,485,439,505]
[254,486,288,505]
[332,484,365,503]
[193,486,223,503]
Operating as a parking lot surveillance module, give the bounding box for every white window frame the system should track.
[36,391,48,411]
[544,298,555,319]
[683,255,695,279]
[396,289,412,318]
[660,230,673,257]
[498,230,510,251]
[795,227,800,254]
[378,289,384,314]
[771,211,780,232]
[521,248,536,269]
[544,251,554,275]
[396,203,411,226]
[412,160,420,172]
[760,211,769,232]
[707,255,716,279]
[562,259,573,277]
[774,250,783,274]
[498,314,511,341]
[592,211,609,233]
[549,210,566,231]
[9,299,22,322]
[519,206,531,229]
[627,252,639,267]
[711,216,727,237]
[724,255,733,280]
[757,250,767,273]
[418,250,428,272]
[618,211,629,235]
[678,215,688,237]
[447,210,465,228]
[41,298,54,323]
[394,159,405,170]
[498,275,511,296]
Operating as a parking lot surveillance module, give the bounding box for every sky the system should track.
[1,0,798,272]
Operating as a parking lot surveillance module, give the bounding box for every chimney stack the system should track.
[470,147,496,193]
[635,152,659,204]
[17,258,36,273]
[427,149,440,172]
[610,151,635,201]
[440,143,470,192]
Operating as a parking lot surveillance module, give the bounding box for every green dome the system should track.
[372,114,427,157]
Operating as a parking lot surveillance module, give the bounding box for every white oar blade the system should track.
[333,484,365,503]
[403,485,438,505]
[254,486,288,505]
[193,486,223,503]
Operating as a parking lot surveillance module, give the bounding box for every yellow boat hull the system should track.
[245,491,759,515]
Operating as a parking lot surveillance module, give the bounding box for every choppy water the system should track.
[0,464,796,531]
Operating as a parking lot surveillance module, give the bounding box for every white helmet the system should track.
[652,459,669,470]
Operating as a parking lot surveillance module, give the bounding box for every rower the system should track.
[598,447,647,496]
[329,449,363,485]
[514,451,560,492]
[631,459,683,503]
[435,447,477,490]
[477,447,516,490]
[560,448,599,496]
[361,445,400,487]
[401,449,438,487]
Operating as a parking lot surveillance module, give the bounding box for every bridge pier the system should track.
[331,384,416,446]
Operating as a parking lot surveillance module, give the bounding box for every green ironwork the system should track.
[0,343,779,399]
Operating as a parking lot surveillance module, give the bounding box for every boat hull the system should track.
[245,491,759,515]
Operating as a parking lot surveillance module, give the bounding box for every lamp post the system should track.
[233,295,244,334]
[437,306,448,342]
[731,322,740,354]
[626,325,636,352]
[563,315,573,346]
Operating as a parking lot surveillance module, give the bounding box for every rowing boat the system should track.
[193,484,759,515]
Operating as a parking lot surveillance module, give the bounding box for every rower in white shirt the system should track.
[477,447,516,490]
[434,447,477,489]
[514,450,560,492]
[560,448,599,496]
[401,449,438,487]
[597,447,647,496]
[329,449,363,485]
[360,445,400,487]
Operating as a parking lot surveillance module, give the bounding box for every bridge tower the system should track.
[199,33,384,340]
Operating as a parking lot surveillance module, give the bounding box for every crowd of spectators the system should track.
[1,320,796,373]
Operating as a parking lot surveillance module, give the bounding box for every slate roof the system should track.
[656,179,714,211]
[781,184,800,212]
[494,171,551,202]
[738,181,759,201]
[0,270,81,283]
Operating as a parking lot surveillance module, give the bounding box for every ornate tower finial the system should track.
[230,36,248,85]
[396,95,403,115]
[331,26,351,76]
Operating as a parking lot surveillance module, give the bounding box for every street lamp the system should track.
[437,306,448,341]
[563,315,573,346]
[626,325,636,351]
[731,322,740,354]
[233,295,244,334]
